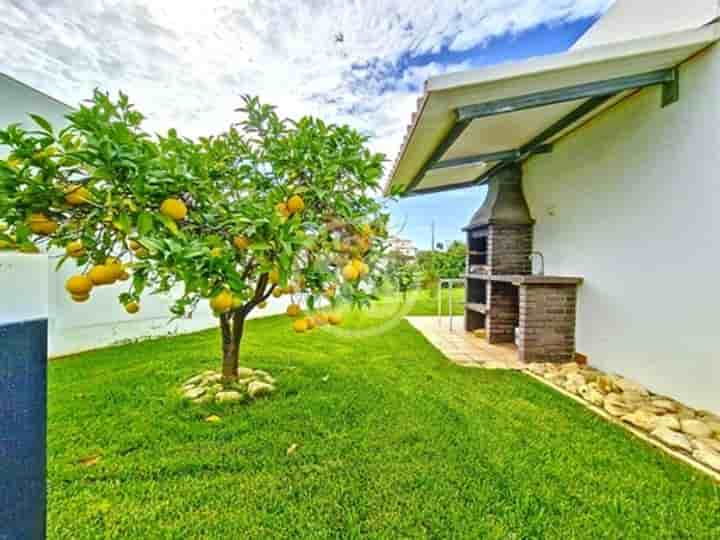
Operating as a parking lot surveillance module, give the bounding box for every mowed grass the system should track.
[378,285,465,317]
[48,297,720,539]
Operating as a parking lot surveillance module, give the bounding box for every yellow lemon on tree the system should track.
[258,301,268,309]
[286,303,302,317]
[233,235,250,250]
[359,263,370,276]
[268,268,280,284]
[210,290,234,313]
[328,312,343,326]
[64,185,92,206]
[66,240,85,258]
[105,258,124,281]
[65,275,93,296]
[125,302,140,314]
[351,259,364,271]
[28,213,58,236]
[160,198,187,221]
[342,264,359,281]
[287,194,305,214]
[118,270,130,281]
[276,202,290,218]
[71,293,90,303]
[314,313,329,326]
[292,319,308,333]
[6,157,22,170]
[87,265,115,285]
[272,288,283,298]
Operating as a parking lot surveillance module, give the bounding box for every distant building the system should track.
[388,236,418,259]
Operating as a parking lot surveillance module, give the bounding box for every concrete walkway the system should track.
[406,316,526,370]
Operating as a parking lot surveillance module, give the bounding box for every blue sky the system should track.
[387,16,601,250]
[1,1,610,249]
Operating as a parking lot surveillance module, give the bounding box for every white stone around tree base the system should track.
[180,365,277,405]
[525,361,720,476]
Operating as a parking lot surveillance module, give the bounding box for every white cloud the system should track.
[0,0,611,163]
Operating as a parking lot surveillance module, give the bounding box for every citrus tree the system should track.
[0,91,388,381]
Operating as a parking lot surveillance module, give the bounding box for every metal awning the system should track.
[385,23,720,196]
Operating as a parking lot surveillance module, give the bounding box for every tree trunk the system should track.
[220,310,247,381]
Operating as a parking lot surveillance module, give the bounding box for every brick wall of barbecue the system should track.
[488,224,532,275]
[486,281,518,343]
[518,284,577,363]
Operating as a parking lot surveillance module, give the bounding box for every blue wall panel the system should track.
[0,319,48,540]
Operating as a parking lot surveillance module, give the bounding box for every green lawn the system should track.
[380,285,465,316]
[48,304,720,538]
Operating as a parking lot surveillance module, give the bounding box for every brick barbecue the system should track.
[462,164,583,363]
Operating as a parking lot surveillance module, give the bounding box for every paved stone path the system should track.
[406,316,526,370]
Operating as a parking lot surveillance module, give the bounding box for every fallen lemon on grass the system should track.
[160,198,187,221]
[286,304,302,317]
[210,290,234,313]
[125,302,140,314]
[304,317,315,330]
[292,319,308,333]
[328,313,342,326]
[28,213,58,235]
[314,313,329,326]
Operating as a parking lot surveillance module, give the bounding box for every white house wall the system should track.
[573,0,720,51]
[0,75,292,357]
[523,43,720,413]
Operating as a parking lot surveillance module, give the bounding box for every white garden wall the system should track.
[1,74,292,357]
[523,43,720,413]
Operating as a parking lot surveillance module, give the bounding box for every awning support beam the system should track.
[430,144,553,171]
[662,66,680,106]
[405,119,471,193]
[456,68,678,122]
[405,67,680,196]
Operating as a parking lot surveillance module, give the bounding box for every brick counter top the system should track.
[464,273,583,286]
